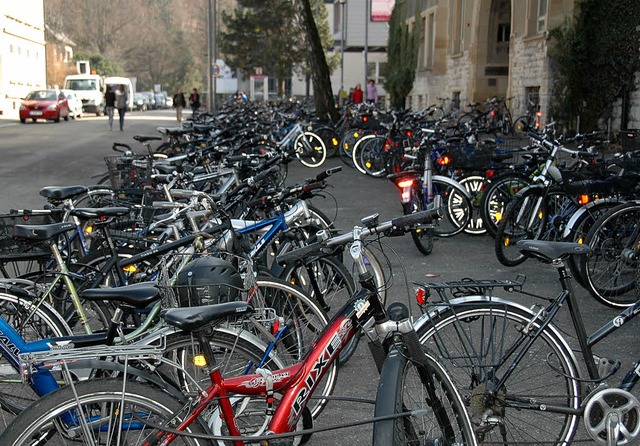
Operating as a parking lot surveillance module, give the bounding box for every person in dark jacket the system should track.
[173,88,186,122]
[189,88,201,117]
[105,86,116,130]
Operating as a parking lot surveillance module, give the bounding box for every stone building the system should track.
[405,0,581,125]
[0,1,46,116]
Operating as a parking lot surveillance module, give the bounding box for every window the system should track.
[452,91,461,110]
[537,0,547,32]
[424,10,436,69]
[528,0,547,35]
[451,0,465,54]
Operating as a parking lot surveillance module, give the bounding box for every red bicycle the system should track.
[3,207,476,446]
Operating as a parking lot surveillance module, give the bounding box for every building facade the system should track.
[0,0,46,115]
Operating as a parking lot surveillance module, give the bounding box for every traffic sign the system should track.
[211,64,222,77]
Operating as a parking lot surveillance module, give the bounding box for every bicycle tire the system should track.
[0,379,207,446]
[294,131,327,168]
[581,202,640,308]
[0,292,71,426]
[416,298,581,445]
[351,134,387,178]
[249,277,336,419]
[279,254,359,365]
[494,187,567,267]
[373,346,476,446]
[338,129,362,168]
[458,175,487,235]
[313,126,339,158]
[402,189,435,255]
[432,179,473,238]
[479,172,531,239]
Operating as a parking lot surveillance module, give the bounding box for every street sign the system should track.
[211,64,222,78]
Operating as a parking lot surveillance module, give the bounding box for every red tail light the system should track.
[416,288,427,305]
[397,178,414,188]
[363,116,369,122]
[438,156,451,166]
[578,194,590,205]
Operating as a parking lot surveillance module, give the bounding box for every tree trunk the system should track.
[295,0,339,122]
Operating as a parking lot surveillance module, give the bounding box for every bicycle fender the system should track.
[372,346,405,444]
[432,175,472,200]
[561,197,622,240]
[63,358,186,402]
[412,295,580,373]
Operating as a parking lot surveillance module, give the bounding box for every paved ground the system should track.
[0,109,636,444]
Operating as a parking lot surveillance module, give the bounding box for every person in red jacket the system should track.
[350,83,364,104]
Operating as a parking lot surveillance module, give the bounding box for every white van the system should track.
[63,74,105,116]
[104,77,134,111]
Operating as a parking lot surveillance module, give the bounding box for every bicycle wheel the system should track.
[314,126,339,158]
[403,186,435,255]
[351,134,382,175]
[433,178,473,238]
[279,255,359,365]
[359,136,389,178]
[247,277,335,419]
[339,129,362,168]
[581,202,640,308]
[0,293,71,427]
[479,173,531,239]
[417,298,581,445]
[514,116,531,135]
[373,346,476,446]
[0,379,207,446]
[458,175,487,235]
[494,187,555,267]
[294,131,327,168]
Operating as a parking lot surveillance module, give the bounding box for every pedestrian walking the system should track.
[115,84,127,131]
[173,88,186,122]
[366,79,378,105]
[189,88,201,118]
[351,83,363,104]
[105,86,115,131]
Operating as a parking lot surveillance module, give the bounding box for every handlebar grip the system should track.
[302,182,324,194]
[226,154,249,162]
[275,242,323,265]
[112,142,132,153]
[390,208,441,231]
[315,166,342,182]
[252,165,281,183]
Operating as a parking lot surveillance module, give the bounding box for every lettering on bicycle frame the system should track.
[0,331,21,360]
[240,371,291,390]
[288,333,342,428]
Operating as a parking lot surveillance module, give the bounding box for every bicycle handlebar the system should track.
[276,207,442,265]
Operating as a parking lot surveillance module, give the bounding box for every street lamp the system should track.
[339,0,347,96]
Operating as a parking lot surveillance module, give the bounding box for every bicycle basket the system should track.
[0,210,63,261]
[104,155,152,190]
[444,142,494,170]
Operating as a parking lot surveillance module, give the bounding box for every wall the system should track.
[0,1,46,114]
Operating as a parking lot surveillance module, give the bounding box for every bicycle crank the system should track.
[583,387,640,445]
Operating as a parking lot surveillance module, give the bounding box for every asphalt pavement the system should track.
[0,109,635,444]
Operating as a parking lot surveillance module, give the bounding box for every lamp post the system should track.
[339,0,347,94]
[364,0,369,87]
[207,0,217,112]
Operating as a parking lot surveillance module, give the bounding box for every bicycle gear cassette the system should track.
[583,387,640,445]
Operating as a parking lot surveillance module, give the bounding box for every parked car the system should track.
[165,96,173,108]
[19,89,70,123]
[133,93,148,111]
[141,92,156,109]
[154,93,167,109]
[61,89,83,119]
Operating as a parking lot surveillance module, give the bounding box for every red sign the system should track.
[371,0,395,22]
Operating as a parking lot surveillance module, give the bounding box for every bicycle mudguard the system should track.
[61,358,186,403]
[432,175,472,200]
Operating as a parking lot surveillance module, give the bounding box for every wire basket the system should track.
[104,155,153,191]
[444,141,495,170]
[0,210,63,261]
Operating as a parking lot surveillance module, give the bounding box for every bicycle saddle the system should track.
[39,185,88,201]
[160,302,253,332]
[81,282,161,308]
[517,240,591,263]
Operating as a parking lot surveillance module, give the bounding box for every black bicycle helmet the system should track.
[175,257,243,306]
